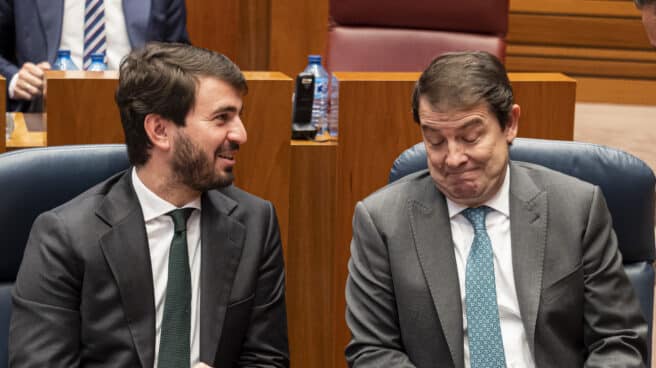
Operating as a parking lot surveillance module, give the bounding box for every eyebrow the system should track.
[209,104,243,117]
[421,116,484,133]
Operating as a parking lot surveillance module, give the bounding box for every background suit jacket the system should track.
[9,170,289,367]
[0,0,189,111]
[345,161,648,368]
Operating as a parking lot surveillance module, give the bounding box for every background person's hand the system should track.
[12,62,51,100]
[193,363,214,368]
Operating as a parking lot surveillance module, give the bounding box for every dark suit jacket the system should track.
[9,171,289,367]
[0,0,189,111]
[345,161,648,367]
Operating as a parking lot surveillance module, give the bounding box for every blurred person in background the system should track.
[0,0,190,112]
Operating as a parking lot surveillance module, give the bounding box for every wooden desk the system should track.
[6,113,47,149]
[287,140,337,368]
[1,76,5,152]
[45,70,122,146]
[285,72,577,368]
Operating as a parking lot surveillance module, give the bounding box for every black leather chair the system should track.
[389,137,655,366]
[0,145,130,367]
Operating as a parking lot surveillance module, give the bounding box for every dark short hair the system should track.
[115,42,247,166]
[411,51,513,129]
[635,0,656,9]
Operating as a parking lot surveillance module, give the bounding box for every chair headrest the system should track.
[0,145,130,282]
[331,0,509,36]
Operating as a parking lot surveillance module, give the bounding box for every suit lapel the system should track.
[97,171,156,368]
[508,163,547,355]
[198,190,245,364]
[122,0,151,48]
[35,0,64,63]
[409,176,464,368]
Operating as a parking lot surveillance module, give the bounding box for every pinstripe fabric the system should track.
[83,0,107,69]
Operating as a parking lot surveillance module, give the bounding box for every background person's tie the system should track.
[461,206,507,368]
[83,0,107,69]
[158,208,194,368]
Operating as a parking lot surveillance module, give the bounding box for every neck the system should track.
[135,160,201,207]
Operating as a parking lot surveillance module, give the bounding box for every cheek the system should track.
[426,151,446,171]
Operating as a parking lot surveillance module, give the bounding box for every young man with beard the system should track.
[9,43,289,368]
[345,51,647,367]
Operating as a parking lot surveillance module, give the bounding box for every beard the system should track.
[170,132,237,192]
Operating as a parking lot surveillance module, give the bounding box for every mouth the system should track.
[217,152,235,160]
[443,168,479,181]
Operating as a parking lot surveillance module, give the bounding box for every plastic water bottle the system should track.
[303,55,329,136]
[87,53,107,71]
[52,50,79,70]
[328,74,339,137]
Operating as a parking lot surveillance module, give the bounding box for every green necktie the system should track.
[158,208,194,368]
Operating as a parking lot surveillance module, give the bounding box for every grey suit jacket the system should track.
[9,170,289,367]
[345,161,648,367]
[0,0,189,111]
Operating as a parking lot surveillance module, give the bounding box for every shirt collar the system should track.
[131,168,202,222]
[446,165,510,219]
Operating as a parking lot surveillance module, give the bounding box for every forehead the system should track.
[418,97,495,128]
[194,76,243,107]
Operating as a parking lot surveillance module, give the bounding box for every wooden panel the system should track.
[508,13,649,49]
[45,71,123,146]
[507,55,656,79]
[508,44,656,62]
[509,73,576,140]
[185,0,239,61]
[507,0,656,104]
[331,72,577,367]
[511,0,639,16]
[239,0,271,70]
[576,76,656,104]
[185,0,271,70]
[287,141,337,368]
[333,73,420,366]
[270,0,330,79]
[234,72,292,248]
[0,76,5,153]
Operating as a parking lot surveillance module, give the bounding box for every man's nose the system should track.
[229,116,248,145]
[444,142,467,167]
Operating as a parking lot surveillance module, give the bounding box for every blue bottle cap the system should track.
[57,49,71,57]
[308,55,322,64]
[90,53,105,62]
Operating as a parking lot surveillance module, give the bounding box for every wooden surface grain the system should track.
[287,141,337,368]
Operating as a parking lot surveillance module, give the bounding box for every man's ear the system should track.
[505,104,520,144]
[144,113,174,151]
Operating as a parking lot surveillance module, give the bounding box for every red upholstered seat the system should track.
[327,0,509,72]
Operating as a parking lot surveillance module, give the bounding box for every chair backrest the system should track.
[327,0,509,72]
[0,144,130,367]
[389,138,655,365]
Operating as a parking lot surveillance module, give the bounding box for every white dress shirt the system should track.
[446,166,536,368]
[132,169,201,368]
[60,0,132,70]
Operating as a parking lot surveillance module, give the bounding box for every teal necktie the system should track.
[158,208,194,368]
[461,206,507,368]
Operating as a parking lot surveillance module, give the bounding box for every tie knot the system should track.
[167,208,194,232]
[461,206,492,231]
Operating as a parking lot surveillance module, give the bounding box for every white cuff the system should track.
[8,73,18,99]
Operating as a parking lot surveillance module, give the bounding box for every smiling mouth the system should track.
[217,153,235,160]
